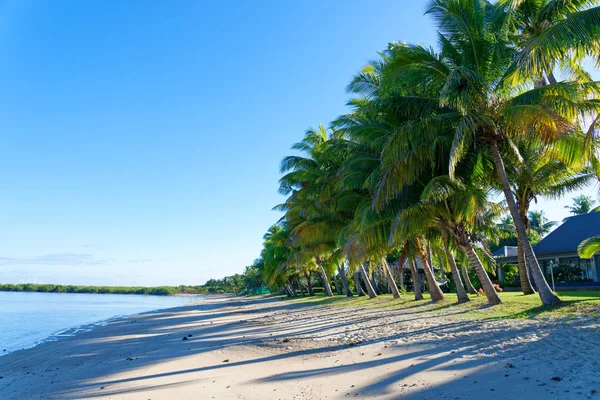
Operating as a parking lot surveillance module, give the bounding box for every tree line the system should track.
[240,0,600,307]
[0,280,256,296]
[0,283,189,296]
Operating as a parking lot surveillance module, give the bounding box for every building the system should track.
[494,212,600,288]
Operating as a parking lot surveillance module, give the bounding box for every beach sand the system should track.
[1,295,599,399]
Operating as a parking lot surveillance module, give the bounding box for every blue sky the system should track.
[1,1,597,286]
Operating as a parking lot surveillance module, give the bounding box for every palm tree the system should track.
[528,211,557,237]
[412,175,502,305]
[260,224,298,296]
[383,1,600,306]
[502,135,593,294]
[564,194,597,218]
[278,125,346,297]
[500,0,600,93]
[440,228,470,303]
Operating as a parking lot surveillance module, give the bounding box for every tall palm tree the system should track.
[502,135,594,294]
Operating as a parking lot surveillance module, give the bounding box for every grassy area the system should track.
[277,291,600,320]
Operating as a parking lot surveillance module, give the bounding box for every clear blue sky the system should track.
[1,0,597,286]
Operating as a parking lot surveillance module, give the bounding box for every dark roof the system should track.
[492,246,518,258]
[533,212,600,255]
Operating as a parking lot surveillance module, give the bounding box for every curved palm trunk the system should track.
[463,243,502,305]
[490,142,560,306]
[338,264,353,297]
[354,270,365,296]
[441,229,469,303]
[316,259,333,297]
[461,265,478,294]
[409,258,424,300]
[417,238,445,302]
[359,264,377,299]
[382,260,401,299]
[517,236,536,295]
[460,265,477,294]
[305,271,314,296]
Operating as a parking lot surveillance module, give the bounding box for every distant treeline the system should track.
[0,283,206,296]
[0,271,266,296]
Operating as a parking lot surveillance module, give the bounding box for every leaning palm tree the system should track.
[396,176,502,305]
[501,134,594,294]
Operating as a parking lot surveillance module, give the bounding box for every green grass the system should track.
[276,291,600,320]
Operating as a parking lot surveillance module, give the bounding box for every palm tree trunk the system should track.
[359,264,377,299]
[463,242,502,305]
[441,229,469,303]
[417,238,445,302]
[382,260,401,299]
[371,268,380,294]
[517,236,536,295]
[408,258,423,300]
[316,258,333,297]
[285,282,296,297]
[334,274,342,295]
[297,278,305,296]
[397,254,406,290]
[290,280,298,296]
[490,142,560,306]
[446,249,469,303]
[284,285,293,297]
[354,270,365,296]
[461,265,478,294]
[338,264,353,297]
[427,243,436,277]
[305,271,314,296]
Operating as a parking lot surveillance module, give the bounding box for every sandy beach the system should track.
[1,295,599,399]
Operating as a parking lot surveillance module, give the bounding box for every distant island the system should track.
[0,276,253,296]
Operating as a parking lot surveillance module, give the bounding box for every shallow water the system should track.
[0,291,203,354]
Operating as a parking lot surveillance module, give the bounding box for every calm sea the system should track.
[0,291,203,355]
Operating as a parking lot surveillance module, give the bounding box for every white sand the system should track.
[1,295,599,399]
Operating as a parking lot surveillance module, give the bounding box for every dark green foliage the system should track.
[502,263,520,287]
[0,283,185,296]
[551,264,593,283]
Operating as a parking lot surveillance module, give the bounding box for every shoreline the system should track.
[0,292,207,357]
[1,295,599,399]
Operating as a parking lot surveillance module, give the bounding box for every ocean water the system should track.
[0,291,203,355]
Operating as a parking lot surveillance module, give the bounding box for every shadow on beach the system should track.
[0,295,598,399]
